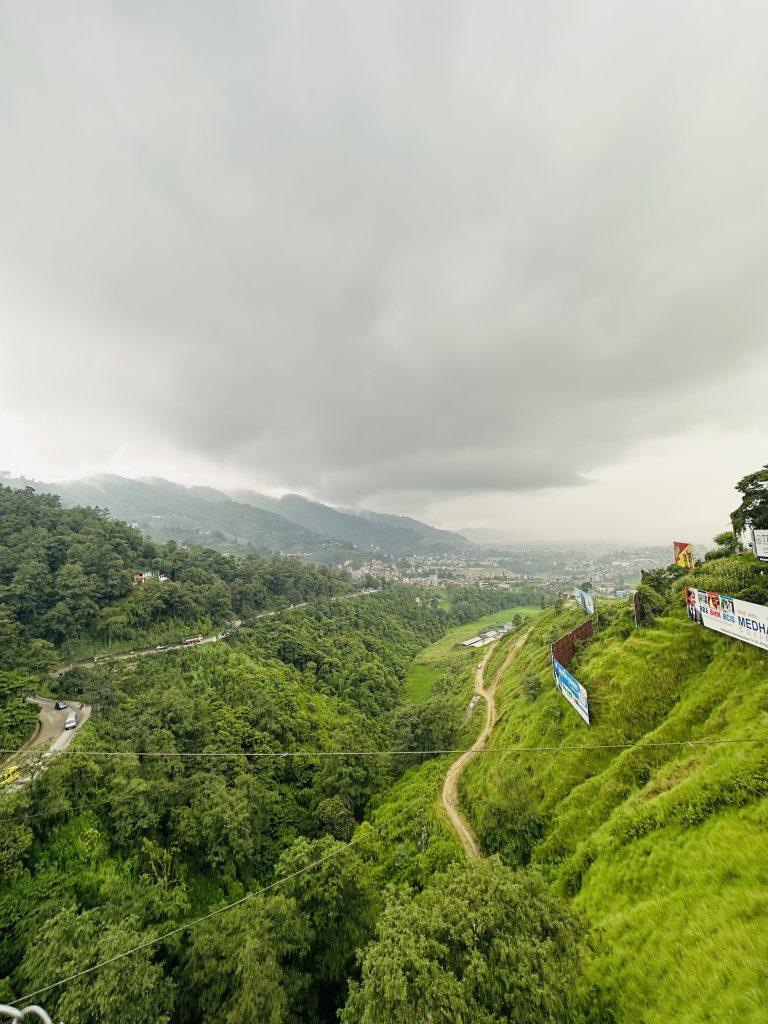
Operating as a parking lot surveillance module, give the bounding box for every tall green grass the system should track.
[351,562,768,1019]
[460,560,768,1022]
[456,565,768,1019]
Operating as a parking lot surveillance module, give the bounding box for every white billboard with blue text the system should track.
[752,530,768,563]
[553,657,590,724]
[685,586,768,653]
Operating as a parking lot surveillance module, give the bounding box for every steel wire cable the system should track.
[2,735,767,762]
[7,778,442,1008]
[1,736,764,828]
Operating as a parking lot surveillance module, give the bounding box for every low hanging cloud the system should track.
[1,1,767,510]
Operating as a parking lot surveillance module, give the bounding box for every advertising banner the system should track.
[673,541,695,569]
[573,586,595,615]
[685,586,768,653]
[553,657,590,725]
[751,530,768,563]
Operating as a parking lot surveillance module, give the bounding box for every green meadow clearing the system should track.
[405,605,542,702]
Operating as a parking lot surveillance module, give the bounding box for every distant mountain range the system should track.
[230,490,468,556]
[2,474,471,560]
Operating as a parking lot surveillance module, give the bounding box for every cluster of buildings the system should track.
[341,553,526,588]
[342,556,444,586]
[402,575,439,587]
[343,559,401,582]
[339,545,671,597]
[132,570,170,584]
[458,622,516,648]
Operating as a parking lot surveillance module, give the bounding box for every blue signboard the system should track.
[553,657,590,725]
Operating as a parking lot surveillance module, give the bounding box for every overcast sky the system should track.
[1,1,766,543]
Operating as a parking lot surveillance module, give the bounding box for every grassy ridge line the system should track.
[460,589,768,1024]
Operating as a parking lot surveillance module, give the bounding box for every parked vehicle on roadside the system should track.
[0,765,20,786]
[54,700,68,710]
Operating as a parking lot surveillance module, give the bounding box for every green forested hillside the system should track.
[356,508,469,548]
[5,475,471,558]
[460,553,768,1023]
[10,480,768,1021]
[0,484,354,656]
[0,592,447,1018]
[1,491,540,1022]
[0,484,354,750]
[4,475,342,557]
[231,491,469,555]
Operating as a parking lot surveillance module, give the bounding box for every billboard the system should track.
[751,530,768,563]
[633,590,643,627]
[573,586,595,615]
[685,586,768,653]
[551,618,594,668]
[553,658,590,725]
[673,541,695,569]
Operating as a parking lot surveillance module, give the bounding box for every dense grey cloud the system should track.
[1,1,767,526]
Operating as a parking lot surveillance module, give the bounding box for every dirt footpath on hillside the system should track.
[441,630,529,859]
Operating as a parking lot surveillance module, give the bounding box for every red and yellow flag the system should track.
[673,541,694,570]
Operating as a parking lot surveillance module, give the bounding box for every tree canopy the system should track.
[341,859,586,1024]
[731,464,768,534]
[0,485,568,1023]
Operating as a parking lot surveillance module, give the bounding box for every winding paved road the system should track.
[51,622,243,677]
[27,696,92,753]
[0,697,93,790]
[441,630,529,859]
[51,589,380,676]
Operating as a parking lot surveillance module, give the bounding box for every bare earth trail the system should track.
[441,630,529,859]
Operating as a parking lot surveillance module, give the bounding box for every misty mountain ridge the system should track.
[4,474,471,559]
[230,489,469,554]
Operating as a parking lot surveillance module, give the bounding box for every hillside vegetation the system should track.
[8,474,768,1020]
[405,605,541,702]
[5,475,471,559]
[4,475,336,557]
[232,490,470,555]
[461,552,768,1023]
[0,589,510,1021]
[1,486,552,1022]
[0,484,355,659]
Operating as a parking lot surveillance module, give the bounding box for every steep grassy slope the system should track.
[460,558,768,1023]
